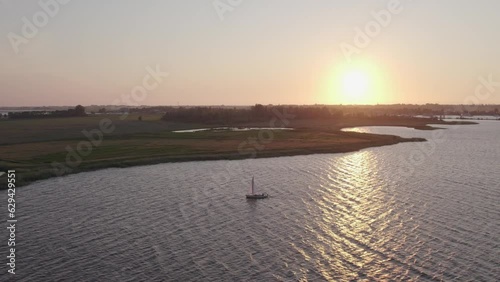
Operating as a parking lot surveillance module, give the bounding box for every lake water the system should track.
[173,127,293,133]
[1,121,499,281]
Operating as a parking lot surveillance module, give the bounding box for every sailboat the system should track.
[246,176,269,199]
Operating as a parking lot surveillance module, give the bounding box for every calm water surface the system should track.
[1,121,499,281]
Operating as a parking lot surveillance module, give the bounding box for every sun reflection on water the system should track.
[298,150,411,280]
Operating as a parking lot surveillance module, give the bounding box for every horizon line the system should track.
[1,103,500,108]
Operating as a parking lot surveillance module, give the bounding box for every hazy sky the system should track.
[1,0,499,106]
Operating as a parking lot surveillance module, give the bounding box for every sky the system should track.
[1,0,499,106]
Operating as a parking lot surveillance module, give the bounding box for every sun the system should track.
[341,70,370,101]
[325,61,384,105]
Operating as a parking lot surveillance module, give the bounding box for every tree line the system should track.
[7,105,86,119]
[160,104,344,124]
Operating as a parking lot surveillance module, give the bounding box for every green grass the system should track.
[0,114,206,145]
[0,114,474,188]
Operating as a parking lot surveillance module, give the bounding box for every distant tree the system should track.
[252,104,265,112]
[98,107,106,114]
[75,105,86,116]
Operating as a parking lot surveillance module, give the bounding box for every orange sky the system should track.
[1,0,499,106]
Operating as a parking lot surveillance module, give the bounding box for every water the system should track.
[172,127,293,133]
[1,121,499,281]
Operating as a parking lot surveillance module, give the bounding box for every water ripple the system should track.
[1,121,499,281]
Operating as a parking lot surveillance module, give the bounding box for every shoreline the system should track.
[0,117,476,189]
[1,131,424,189]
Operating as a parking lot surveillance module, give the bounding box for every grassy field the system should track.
[0,114,474,188]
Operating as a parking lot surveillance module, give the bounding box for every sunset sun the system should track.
[327,61,384,105]
[341,70,370,101]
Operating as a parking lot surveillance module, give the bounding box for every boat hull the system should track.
[246,193,269,199]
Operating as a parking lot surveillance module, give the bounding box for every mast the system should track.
[251,176,255,194]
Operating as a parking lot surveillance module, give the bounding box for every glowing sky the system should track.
[1,0,499,106]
